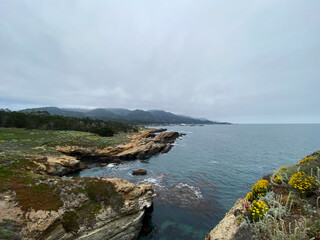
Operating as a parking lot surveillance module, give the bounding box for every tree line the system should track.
[0,110,138,137]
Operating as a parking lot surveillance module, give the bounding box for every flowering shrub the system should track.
[273,175,282,184]
[246,191,255,202]
[288,172,318,195]
[252,179,269,197]
[279,166,286,171]
[298,156,315,165]
[249,200,268,222]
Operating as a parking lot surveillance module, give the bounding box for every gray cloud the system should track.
[0,0,319,123]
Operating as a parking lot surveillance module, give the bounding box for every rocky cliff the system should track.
[0,177,155,240]
[205,198,245,240]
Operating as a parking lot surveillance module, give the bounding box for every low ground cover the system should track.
[0,127,133,156]
[238,151,320,239]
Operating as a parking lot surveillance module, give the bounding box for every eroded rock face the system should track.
[96,129,180,161]
[154,131,180,144]
[25,154,85,176]
[0,178,155,240]
[205,198,245,240]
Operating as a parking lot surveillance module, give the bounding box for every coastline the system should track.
[0,127,182,239]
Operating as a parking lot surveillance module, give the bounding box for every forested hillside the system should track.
[0,110,137,136]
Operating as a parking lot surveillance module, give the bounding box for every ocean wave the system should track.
[175,182,203,199]
[137,174,205,209]
[137,175,165,189]
[172,143,186,146]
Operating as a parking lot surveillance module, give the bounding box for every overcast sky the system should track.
[0,0,319,123]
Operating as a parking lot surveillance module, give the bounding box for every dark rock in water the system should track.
[132,169,147,175]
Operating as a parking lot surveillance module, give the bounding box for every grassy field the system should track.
[0,127,134,157]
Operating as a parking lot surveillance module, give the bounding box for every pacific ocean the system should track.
[74,124,320,240]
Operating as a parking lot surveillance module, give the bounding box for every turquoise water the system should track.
[74,124,320,239]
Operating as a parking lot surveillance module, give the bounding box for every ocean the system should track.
[73,124,320,240]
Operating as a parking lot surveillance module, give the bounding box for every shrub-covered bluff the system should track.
[206,151,320,240]
[0,127,181,239]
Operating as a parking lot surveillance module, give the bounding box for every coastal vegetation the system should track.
[0,109,138,137]
[0,127,133,157]
[237,151,320,239]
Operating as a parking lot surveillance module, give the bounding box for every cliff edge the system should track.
[205,151,320,240]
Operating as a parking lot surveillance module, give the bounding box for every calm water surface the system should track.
[74,124,320,240]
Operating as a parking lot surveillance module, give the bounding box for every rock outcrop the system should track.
[22,129,181,176]
[0,177,155,240]
[46,129,181,175]
[205,198,245,240]
[132,169,147,175]
[25,154,86,176]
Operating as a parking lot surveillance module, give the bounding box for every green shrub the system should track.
[62,211,79,233]
[85,179,124,210]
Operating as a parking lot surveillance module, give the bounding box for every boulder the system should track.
[132,169,147,175]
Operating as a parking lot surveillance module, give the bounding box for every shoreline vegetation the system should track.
[0,121,181,239]
[206,151,320,240]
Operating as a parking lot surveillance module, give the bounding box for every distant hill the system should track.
[21,107,230,125]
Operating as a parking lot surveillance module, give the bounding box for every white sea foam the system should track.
[175,182,203,199]
[172,143,186,146]
[107,163,115,168]
[136,173,204,208]
[137,176,165,189]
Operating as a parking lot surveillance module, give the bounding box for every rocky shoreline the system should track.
[0,128,182,240]
[26,128,181,176]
